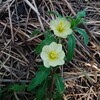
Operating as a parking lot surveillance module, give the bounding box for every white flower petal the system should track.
[57,17,66,23]
[56,44,62,52]
[43,60,50,68]
[50,20,57,30]
[40,45,50,60]
[49,42,57,47]
[53,30,67,38]
[58,51,65,59]
[65,28,73,36]
[49,42,62,52]
[64,20,71,29]
[49,59,64,67]
[40,52,48,60]
[54,28,73,38]
[56,59,65,65]
[42,45,50,53]
[49,60,58,67]
[49,42,56,51]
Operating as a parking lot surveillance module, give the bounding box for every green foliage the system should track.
[53,91,63,100]
[36,30,57,54]
[0,87,11,100]
[36,80,48,100]
[0,84,26,100]
[54,74,64,94]
[68,16,79,29]
[68,10,86,28]
[76,10,86,19]
[75,27,89,45]
[27,66,50,91]
[31,28,41,37]
[66,34,76,61]
[53,74,64,100]
[9,84,26,92]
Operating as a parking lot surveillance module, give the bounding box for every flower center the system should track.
[49,51,57,60]
[57,21,64,32]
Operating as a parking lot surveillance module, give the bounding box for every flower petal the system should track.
[56,59,65,66]
[49,42,62,52]
[53,30,67,38]
[54,28,73,38]
[65,28,73,36]
[49,60,58,67]
[40,51,48,60]
[42,45,50,53]
[64,20,71,29]
[50,20,57,30]
[58,51,65,59]
[49,59,64,67]
[43,60,50,68]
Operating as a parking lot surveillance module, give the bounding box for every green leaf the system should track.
[36,80,48,100]
[76,10,86,19]
[9,84,26,92]
[53,91,63,100]
[71,19,77,28]
[54,74,64,94]
[31,28,41,37]
[75,27,89,45]
[69,17,82,29]
[66,34,76,61]
[35,31,57,54]
[27,66,50,91]
[68,10,86,28]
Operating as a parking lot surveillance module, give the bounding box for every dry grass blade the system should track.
[24,0,40,15]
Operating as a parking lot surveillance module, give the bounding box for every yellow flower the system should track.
[50,17,72,38]
[40,42,65,68]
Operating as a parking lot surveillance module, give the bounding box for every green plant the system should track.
[27,10,89,100]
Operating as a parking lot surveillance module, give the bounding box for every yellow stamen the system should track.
[57,21,64,32]
[49,51,57,60]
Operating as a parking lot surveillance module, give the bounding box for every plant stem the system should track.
[49,67,59,99]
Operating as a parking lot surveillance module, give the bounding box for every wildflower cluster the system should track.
[28,11,89,100]
[41,17,72,68]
